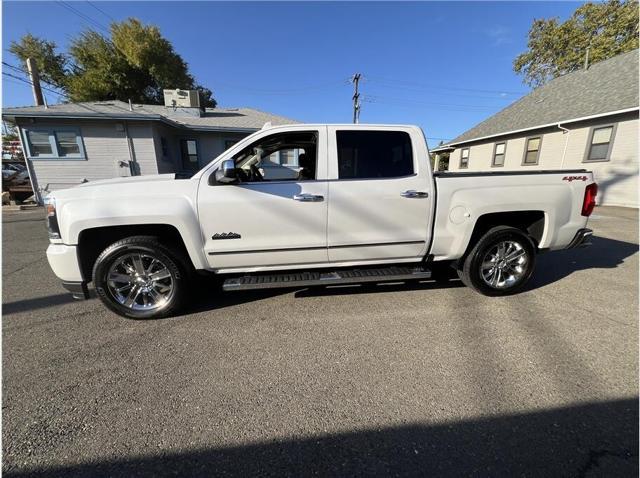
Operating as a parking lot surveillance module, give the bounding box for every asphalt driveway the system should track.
[2,206,638,477]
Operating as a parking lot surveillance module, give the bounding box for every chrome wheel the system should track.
[106,252,174,311]
[480,240,528,289]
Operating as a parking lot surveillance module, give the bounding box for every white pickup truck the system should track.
[44,124,597,319]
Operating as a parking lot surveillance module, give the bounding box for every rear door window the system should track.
[336,131,413,179]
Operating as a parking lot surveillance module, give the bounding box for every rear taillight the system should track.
[581,183,598,217]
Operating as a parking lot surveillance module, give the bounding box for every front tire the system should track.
[458,226,536,296]
[92,236,188,319]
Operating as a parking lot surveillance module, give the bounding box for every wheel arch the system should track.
[463,210,545,259]
[77,224,197,282]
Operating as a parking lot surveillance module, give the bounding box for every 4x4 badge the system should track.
[212,232,241,240]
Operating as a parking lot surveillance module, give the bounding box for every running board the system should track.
[222,266,431,291]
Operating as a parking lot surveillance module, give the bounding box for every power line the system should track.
[363,94,496,111]
[86,0,115,22]
[2,71,68,99]
[2,72,58,106]
[55,1,111,34]
[362,98,497,114]
[2,61,68,96]
[365,75,526,96]
[53,1,140,73]
[212,79,350,95]
[2,77,29,88]
[365,81,517,101]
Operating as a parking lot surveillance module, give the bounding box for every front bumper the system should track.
[566,228,593,249]
[46,244,89,300]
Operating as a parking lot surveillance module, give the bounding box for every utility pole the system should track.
[26,58,44,106]
[351,73,361,124]
[583,46,591,70]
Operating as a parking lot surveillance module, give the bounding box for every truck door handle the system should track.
[401,190,429,198]
[293,193,324,202]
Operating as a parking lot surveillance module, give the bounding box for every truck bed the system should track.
[430,168,594,260]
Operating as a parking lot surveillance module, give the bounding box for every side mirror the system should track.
[213,159,238,184]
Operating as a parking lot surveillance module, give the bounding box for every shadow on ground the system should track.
[2,236,636,317]
[184,234,637,313]
[1,290,98,316]
[527,235,638,290]
[5,398,637,477]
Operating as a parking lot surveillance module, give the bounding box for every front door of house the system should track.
[180,139,200,171]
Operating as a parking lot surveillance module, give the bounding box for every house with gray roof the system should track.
[2,92,297,203]
[432,49,639,207]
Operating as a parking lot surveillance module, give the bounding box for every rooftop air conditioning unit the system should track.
[163,89,201,108]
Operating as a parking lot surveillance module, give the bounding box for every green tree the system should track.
[514,0,639,88]
[9,18,216,107]
[8,33,68,89]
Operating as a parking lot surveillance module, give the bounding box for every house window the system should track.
[180,139,199,171]
[460,148,469,168]
[26,131,53,156]
[336,130,413,179]
[492,142,506,167]
[24,128,85,159]
[277,149,300,167]
[55,131,80,156]
[225,140,238,150]
[523,137,541,165]
[585,125,615,162]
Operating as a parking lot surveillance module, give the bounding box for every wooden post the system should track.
[26,58,44,106]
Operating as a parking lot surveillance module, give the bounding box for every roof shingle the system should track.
[2,100,298,131]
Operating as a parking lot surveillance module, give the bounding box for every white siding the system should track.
[150,123,181,174]
[17,118,255,194]
[149,124,251,172]
[446,116,638,207]
[18,119,159,192]
[127,122,159,176]
[194,132,249,168]
[588,119,639,207]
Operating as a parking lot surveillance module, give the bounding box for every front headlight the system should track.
[44,196,61,240]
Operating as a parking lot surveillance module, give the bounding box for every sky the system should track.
[2,1,582,144]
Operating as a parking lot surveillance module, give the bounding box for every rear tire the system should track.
[92,236,189,319]
[458,226,535,296]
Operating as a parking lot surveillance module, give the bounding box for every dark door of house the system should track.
[180,139,199,171]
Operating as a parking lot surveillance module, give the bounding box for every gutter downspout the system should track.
[558,122,570,169]
[123,120,140,176]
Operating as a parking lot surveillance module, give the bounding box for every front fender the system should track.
[58,194,208,270]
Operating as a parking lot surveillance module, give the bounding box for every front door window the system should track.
[232,131,318,182]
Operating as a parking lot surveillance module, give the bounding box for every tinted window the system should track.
[336,131,413,179]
